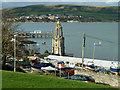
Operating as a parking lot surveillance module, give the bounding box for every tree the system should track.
[2,11,19,66]
[44,50,49,54]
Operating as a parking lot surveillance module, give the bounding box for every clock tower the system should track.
[52,21,65,56]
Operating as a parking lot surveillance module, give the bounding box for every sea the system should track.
[17,22,118,61]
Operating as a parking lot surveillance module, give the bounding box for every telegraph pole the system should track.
[82,33,85,70]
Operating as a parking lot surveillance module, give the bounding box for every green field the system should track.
[3,5,119,21]
[1,70,117,88]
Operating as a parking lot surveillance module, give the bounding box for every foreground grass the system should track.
[2,70,116,88]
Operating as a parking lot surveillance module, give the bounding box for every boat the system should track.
[110,62,120,75]
[85,66,95,71]
[41,66,58,71]
[87,61,94,66]
[31,63,55,69]
[110,67,120,75]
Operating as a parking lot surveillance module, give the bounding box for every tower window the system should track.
[55,39,57,42]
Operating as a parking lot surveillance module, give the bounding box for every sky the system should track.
[1,0,119,9]
[2,0,120,3]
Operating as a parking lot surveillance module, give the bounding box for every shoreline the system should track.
[14,21,118,24]
[46,55,119,68]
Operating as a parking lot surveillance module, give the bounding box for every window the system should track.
[66,62,69,64]
[55,39,57,42]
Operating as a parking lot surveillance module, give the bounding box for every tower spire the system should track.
[54,20,63,38]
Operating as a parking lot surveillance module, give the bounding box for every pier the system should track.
[15,31,53,38]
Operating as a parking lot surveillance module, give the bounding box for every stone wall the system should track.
[75,69,119,87]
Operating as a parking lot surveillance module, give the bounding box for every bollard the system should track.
[115,72,118,76]
[68,72,69,79]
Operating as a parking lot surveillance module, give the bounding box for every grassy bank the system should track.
[1,70,116,88]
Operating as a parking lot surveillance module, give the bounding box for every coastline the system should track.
[46,55,119,69]
[14,21,118,24]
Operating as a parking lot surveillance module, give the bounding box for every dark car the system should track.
[64,74,95,83]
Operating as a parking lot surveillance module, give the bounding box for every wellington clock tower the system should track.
[52,21,65,56]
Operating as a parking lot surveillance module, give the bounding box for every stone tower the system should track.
[52,21,65,56]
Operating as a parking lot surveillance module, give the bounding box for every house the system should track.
[48,15,55,20]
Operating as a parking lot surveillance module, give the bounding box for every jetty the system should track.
[15,30,53,38]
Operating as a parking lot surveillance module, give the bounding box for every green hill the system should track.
[2,5,119,21]
[2,70,116,88]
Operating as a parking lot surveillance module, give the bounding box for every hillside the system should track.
[2,70,115,88]
[2,5,119,22]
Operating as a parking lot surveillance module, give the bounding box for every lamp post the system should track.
[14,34,17,72]
[93,45,96,62]
[36,44,40,53]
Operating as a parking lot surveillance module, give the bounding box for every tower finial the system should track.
[57,20,60,24]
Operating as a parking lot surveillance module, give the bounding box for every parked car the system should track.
[64,74,95,83]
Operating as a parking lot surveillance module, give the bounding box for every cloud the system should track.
[2,0,120,2]
[105,0,119,3]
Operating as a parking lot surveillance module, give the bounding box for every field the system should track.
[1,70,117,88]
[2,5,118,21]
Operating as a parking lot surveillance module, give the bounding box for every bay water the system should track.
[18,22,118,61]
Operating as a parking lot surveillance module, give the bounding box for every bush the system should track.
[44,50,49,54]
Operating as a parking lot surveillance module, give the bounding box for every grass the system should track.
[1,70,117,88]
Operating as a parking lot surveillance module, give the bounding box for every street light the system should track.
[14,34,17,72]
[93,45,96,62]
[36,44,40,53]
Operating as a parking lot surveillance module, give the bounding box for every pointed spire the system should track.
[57,20,60,25]
[54,20,63,38]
